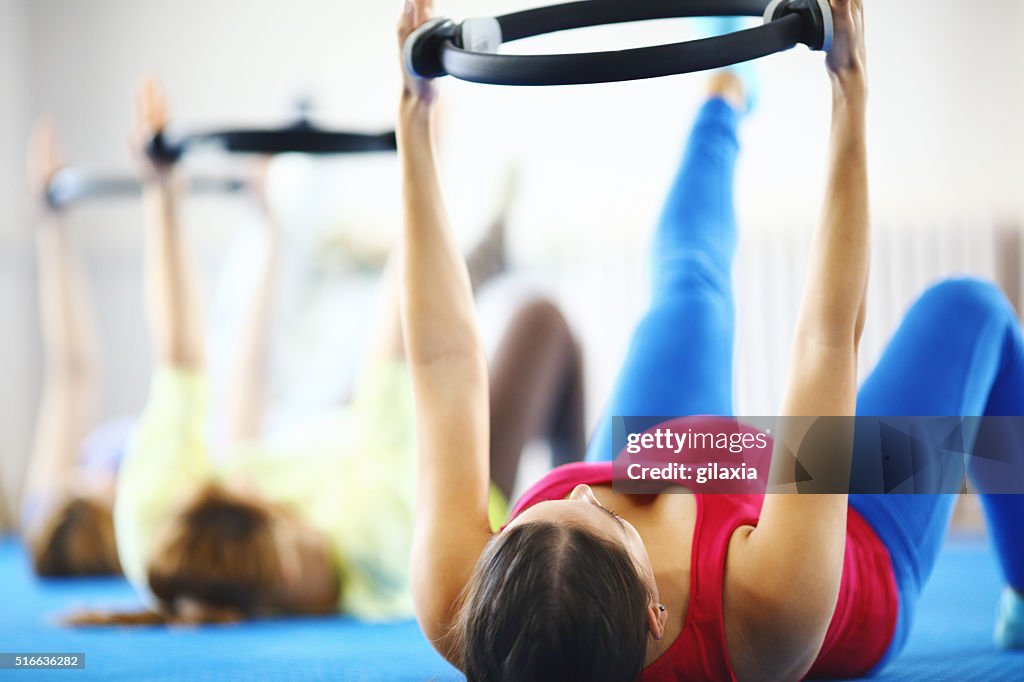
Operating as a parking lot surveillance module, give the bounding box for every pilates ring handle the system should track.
[146,118,398,164]
[404,0,833,86]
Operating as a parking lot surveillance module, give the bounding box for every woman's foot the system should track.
[995,587,1024,650]
[707,71,747,115]
[693,17,759,114]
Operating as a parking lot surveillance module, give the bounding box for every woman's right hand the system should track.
[131,76,175,182]
[397,0,439,114]
[825,0,867,92]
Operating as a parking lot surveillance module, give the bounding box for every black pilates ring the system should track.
[404,0,833,86]
[146,119,398,164]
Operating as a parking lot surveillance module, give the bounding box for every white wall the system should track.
[23,1,1024,240]
[3,0,1024,519]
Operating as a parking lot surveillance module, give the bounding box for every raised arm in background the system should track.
[397,0,494,658]
[110,77,219,596]
[723,2,870,680]
[222,160,280,445]
[134,77,205,372]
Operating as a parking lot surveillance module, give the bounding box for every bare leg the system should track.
[487,298,585,499]
[22,120,101,531]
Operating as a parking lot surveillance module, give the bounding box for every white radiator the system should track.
[735,219,1014,414]
[521,219,1021,426]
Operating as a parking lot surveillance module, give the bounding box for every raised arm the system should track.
[365,255,408,366]
[114,78,214,592]
[223,160,278,444]
[789,8,870,358]
[135,78,204,371]
[725,2,869,678]
[397,0,493,655]
[22,120,101,524]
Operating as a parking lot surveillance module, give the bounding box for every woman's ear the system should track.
[647,603,668,641]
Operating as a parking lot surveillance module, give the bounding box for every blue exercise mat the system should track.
[0,536,1020,680]
[844,539,1024,682]
[0,537,460,681]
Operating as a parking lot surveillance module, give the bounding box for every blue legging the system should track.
[586,98,1024,673]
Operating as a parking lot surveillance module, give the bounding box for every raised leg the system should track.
[587,79,743,462]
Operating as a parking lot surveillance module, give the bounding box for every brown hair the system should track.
[146,483,283,620]
[30,496,121,577]
[67,483,283,626]
[452,522,651,682]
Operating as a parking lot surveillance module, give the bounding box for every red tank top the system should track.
[509,462,898,681]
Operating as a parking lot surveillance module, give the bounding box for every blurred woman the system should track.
[98,77,585,624]
[22,121,123,577]
[19,121,290,580]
